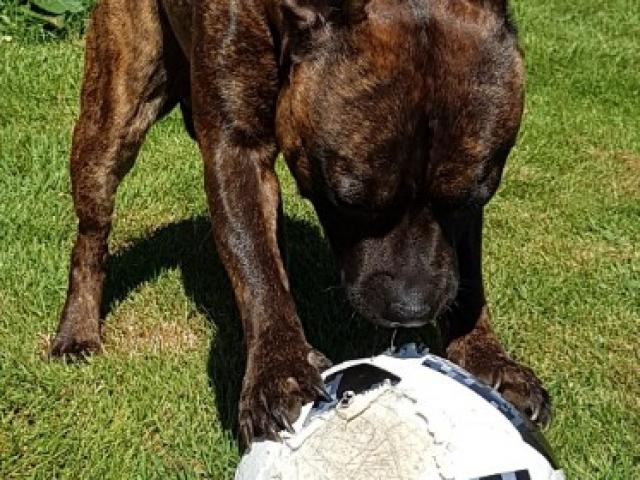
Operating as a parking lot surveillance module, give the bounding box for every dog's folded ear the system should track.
[281,0,369,30]
[281,0,330,30]
[279,0,370,66]
[279,0,330,67]
[342,0,369,24]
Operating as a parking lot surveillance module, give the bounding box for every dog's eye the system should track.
[332,196,381,220]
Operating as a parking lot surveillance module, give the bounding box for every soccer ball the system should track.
[236,344,564,480]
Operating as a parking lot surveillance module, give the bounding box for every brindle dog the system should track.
[51,0,551,445]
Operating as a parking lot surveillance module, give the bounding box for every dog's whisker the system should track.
[323,285,341,293]
[390,328,398,351]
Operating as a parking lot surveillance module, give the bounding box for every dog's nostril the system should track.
[388,292,431,321]
[390,302,430,320]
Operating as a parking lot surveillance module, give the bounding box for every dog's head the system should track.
[275,0,524,327]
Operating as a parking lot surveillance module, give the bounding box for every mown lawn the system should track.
[0,1,638,478]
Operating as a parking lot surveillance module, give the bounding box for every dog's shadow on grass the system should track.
[102,215,439,438]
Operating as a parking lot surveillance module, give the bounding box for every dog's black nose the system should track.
[356,272,437,327]
[345,266,458,329]
[388,291,431,321]
[385,287,432,325]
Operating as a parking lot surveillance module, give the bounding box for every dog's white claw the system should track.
[530,404,541,422]
[492,372,502,391]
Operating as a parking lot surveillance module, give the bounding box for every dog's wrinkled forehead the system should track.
[292,2,427,104]
[276,0,439,212]
[285,0,429,117]
[298,66,417,164]
[286,14,429,205]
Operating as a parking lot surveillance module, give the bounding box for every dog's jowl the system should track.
[53,0,551,444]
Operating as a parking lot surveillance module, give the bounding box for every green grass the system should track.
[0,1,95,42]
[1,0,639,478]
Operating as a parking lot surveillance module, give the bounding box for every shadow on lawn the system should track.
[101,215,439,438]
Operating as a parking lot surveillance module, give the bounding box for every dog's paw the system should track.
[465,354,552,426]
[239,345,331,447]
[50,319,102,358]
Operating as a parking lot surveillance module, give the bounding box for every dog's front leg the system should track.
[201,140,330,445]
[440,210,551,426]
[191,0,330,447]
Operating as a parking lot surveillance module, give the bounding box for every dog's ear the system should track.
[281,0,330,32]
[281,0,369,27]
[279,0,328,67]
[342,0,369,24]
[280,0,370,66]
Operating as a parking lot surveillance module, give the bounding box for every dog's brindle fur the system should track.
[52,0,551,444]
